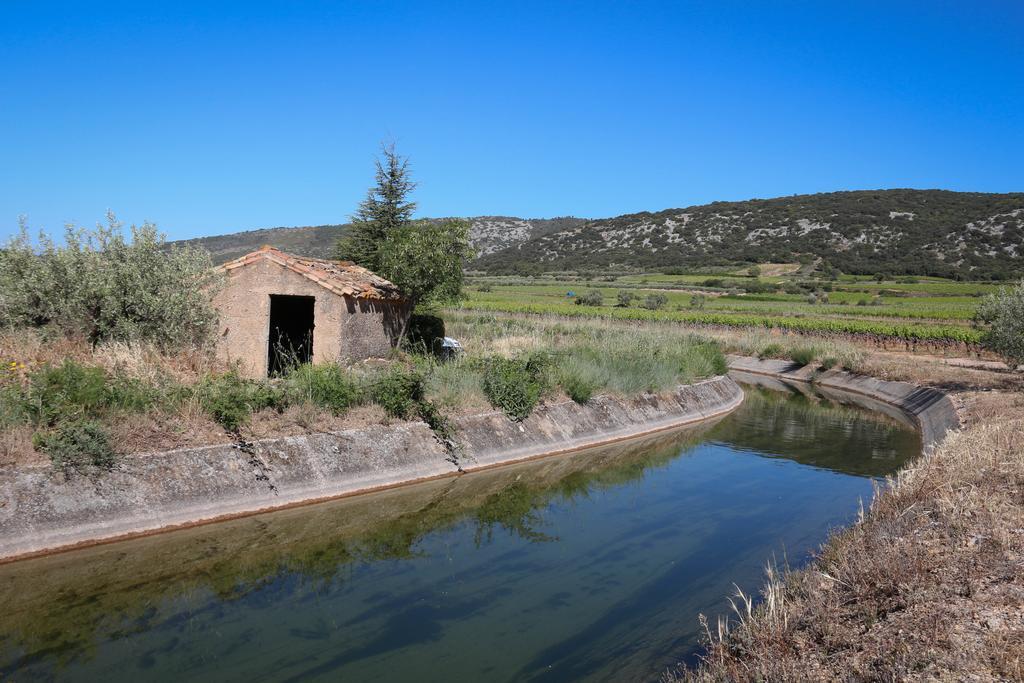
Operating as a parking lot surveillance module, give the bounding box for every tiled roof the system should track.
[218,246,406,300]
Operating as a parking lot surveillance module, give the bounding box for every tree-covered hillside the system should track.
[178,190,1023,278]
[474,190,1024,279]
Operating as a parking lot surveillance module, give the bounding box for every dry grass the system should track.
[668,393,1024,682]
[0,327,219,385]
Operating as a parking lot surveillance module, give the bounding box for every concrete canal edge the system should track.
[0,375,743,562]
[727,355,961,451]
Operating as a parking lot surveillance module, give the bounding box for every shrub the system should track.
[758,343,783,359]
[0,380,29,430]
[558,365,596,404]
[368,364,425,419]
[477,284,493,293]
[286,363,360,414]
[0,215,221,349]
[199,371,284,431]
[482,354,550,421]
[742,281,776,294]
[28,360,108,425]
[976,280,1024,368]
[790,347,816,366]
[820,356,838,370]
[690,293,707,310]
[414,398,456,445]
[616,290,635,307]
[105,375,163,413]
[643,293,668,310]
[424,356,485,409]
[575,290,604,307]
[34,419,116,471]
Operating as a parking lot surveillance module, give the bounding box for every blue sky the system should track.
[1,1,1022,241]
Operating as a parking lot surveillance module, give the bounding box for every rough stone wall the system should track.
[212,259,406,376]
[341,298,411,361]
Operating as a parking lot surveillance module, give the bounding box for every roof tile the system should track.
[216,247,405,300]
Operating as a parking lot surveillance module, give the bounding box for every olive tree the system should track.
[976,280,1024,369]
[0,213,221,348]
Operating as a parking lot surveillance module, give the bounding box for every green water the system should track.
[0,380,920,682]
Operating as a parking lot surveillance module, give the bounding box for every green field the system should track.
[455,272,1006,347]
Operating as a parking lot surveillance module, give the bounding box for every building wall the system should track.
[212,259,408,377]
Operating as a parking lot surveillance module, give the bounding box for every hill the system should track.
[177,216,585,264]
[178,190,1023,278]
[475,190,1024,279]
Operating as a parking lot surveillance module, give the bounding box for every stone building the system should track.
[212,246,410,377]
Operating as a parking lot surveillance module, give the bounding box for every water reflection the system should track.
[0,382,919,682]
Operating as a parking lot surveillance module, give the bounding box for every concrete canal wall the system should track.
[0,376,743,561]
[726,356,961,450]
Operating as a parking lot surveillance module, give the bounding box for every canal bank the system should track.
[671,359,1024,682]
[0,375,743,561]
[725,355,961,448]
[0,375,922,681]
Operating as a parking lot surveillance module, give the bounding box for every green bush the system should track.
[758,343,783,359]
[0,381,29,429]
[820,356,838,370]
[616,290,635,307]
[105,374,164,413]
[199,371,284,431]
[34,420,116,471]
[575,290,604,307]
[976,280,1024,368]
[642,293,668,310]
[368,364,425,419]
[790,347,816,366]
[285,363,360,415]
[558,367,596,404]
[482,354,550,421]
[28,360,108,425]
[0,215,221,349]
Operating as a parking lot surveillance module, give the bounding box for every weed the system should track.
[368,364,425,419]
[789,347,816,366]
[285,363,360,415]
[482,353,550,420]
[198,370,284,431]
[34,419,116,470]
[28,360,109,425]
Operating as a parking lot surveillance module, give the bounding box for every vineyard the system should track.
[454,272,1002,350]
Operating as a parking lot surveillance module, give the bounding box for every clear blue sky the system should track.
[2,1,1022,241]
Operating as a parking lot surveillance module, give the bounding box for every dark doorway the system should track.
[268,295,315,376]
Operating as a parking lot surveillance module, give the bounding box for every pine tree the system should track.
[335,143,417,270]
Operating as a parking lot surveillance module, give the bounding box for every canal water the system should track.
[0,377,920,682]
